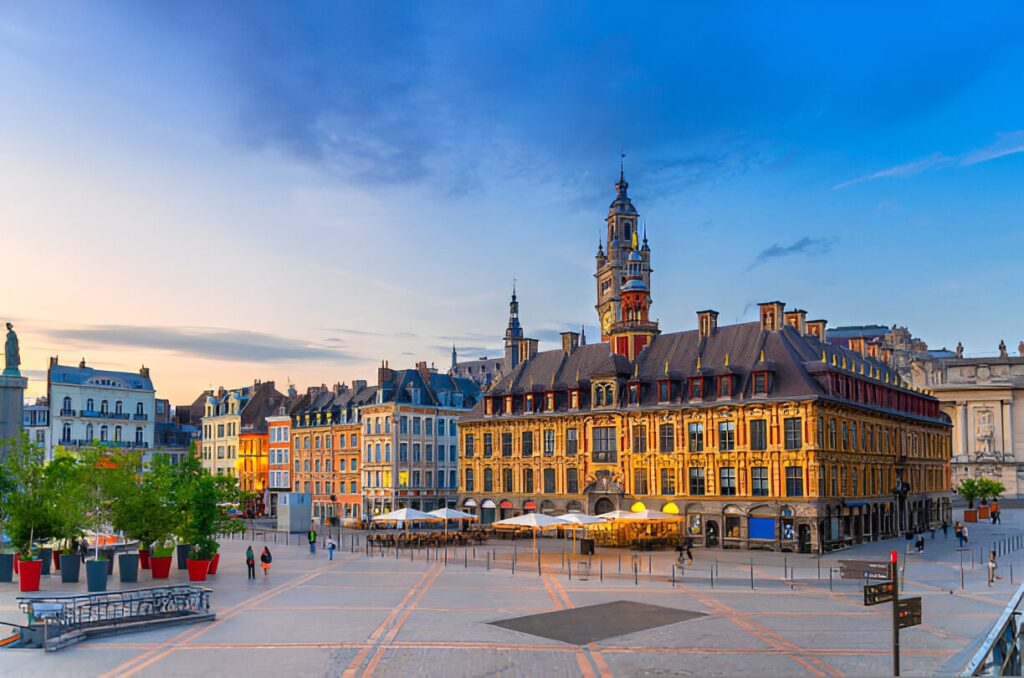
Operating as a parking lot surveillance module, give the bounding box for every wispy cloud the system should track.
[40,325,360,364]
[835,131,1024,189]
[833,153,951,189]
[746,236,837,271]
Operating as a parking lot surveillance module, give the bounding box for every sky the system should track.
[3,2,1024,404]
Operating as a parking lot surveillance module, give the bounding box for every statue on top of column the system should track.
[3,322,20,376]
[999,340,1008,358]
[955,341,964,359]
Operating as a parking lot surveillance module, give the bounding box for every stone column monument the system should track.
[0,322,28,460]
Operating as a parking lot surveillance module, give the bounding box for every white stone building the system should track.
[48,357,156,454]
[23,397,51,461]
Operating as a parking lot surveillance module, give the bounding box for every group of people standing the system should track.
[245,545,273,579]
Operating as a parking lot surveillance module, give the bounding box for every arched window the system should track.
[385,443,391,461]
[99,425,108,441]
[135,427,143,444]
[115,401,123,414]
[86,398,95,412]
[375,419,381,434]
[385,418,391,433]
[136,402,144,416]
[62,396,72,413]
[374,444,381,462]
[101,400,109,414]
[595,386,604,407]
[114,426,122,442]
[85,423,94,441]
[366,445,372,462]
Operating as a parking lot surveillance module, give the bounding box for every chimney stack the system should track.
[79,357,87,368]
[352,379,368,392]
[49,356,58,368]
[560,331,580,355]
[416,361,431,385]
[519,338,539,364]
[866,341,880,359]
[758,301,785,331]
[806,319,827,341]
[697,310,719,338]
[849,337,866,355]
[784,309,807,334]
[377,360,395,387]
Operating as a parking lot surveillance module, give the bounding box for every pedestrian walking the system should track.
[988,550,1001,587]
[995,510,1002,524]
[942,520,948,538]
[684,536,694,564]
[260,547,272,577]
[962,524,969,546]
[246,545,256,580]
[308,528,317,554]
[327,539,336,561]
[955,522,963,547]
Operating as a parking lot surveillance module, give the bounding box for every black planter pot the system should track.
[38,547,52,575]
[118,552,139,583]
[104,553,115,575]
[86,560,107,592]
[176,543,191,570]
[0,553,13,583]
[60,553,81,583]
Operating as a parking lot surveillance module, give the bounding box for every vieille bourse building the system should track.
[458,170,952,553]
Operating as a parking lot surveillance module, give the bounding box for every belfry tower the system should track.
[595,157,654,351]
[503,283,524,372]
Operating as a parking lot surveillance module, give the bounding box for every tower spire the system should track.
[620,152,625,183]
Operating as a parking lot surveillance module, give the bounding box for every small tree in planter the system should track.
[42,451,91,582]
[0,441,18,582]
[956,478,981,509]
[977,478,1006,506]
[112,453,173,570]
[1,433,56,591]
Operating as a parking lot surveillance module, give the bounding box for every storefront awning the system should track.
[481,499,497,509]
[630,501,647,512]
[523,500,537,510]
[463,498,478,508]
[662,502,680,515]
[499,499,513,509]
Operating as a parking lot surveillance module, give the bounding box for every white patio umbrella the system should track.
[620,509,681,522]
[494,512,565,555]
[427,507,478,541]
[372,508,442,536]
[596,510,636,520]
[556,513,606,554]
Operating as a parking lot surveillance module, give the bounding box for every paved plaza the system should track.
[0,510,1021,676]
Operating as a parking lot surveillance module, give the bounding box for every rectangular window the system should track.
[543,429,555,456]
[784,418,802,450]
[412,443,421,462]
[688,467,705,496]
[503,468,513,492]
[632,425,647,453]
[483,468,493,492]
[523,469,534,493]
[543,468,555,493]
[633,468,648,495]
[659,424,675,453]
[749,420,767,451]
[426,444,433,462]
[501,432,513,457]
[449,470,456,489]
[399,442,408,462]
[690,379,702,399]
[720,467,737,496]
[660,468,676,495]
[718,421,735,451]
[830,465,838,496]
[592,426,617,463]
[350,434,357,448]
[718,376,731,397]
[659,381,670,402]
[751,466,769,496]
[484,433,493,457]
[425,471,433,488]
[465,435,476,458]
[753,372,767,394]
[841,422,848,450]
[566,468,579,494]
[688,423,704,452]
[412,470,421,487]
[425,418,433,435]
[412,417,421,435]
[565,428,578,455]
[828,419,837,449]
[522,431,533,457]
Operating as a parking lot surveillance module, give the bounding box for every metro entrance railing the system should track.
[962,584,1024,675]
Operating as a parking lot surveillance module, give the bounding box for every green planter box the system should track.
[118,552,139,583]
[0,553,13,583]
[38,547,52,576]
[86,560,107,592]
[59,554,81,583]
[176,544,191,570]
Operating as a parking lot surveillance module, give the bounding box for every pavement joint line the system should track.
[100,557,338,678]
[341,563,439,678]
[684,586,840,677]
[364,563,445,677]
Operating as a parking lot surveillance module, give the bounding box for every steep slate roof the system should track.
[467,320,933,420]
[378,369,481,408]
[239,381,287,432]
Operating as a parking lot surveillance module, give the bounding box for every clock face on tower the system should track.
[602,310,613,335]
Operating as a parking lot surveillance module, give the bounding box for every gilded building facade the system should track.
[458,172,952,553]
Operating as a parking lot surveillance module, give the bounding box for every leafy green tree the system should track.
[1,433,55,555]
[956,478,980,509]
[977,478,1006,505]
[41,451,90,552]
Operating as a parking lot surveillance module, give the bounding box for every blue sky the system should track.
[3,2,1023,402]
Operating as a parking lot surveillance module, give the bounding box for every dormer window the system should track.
[627,382,640,405]
[689,378,703,400]
[545,392,555,411]
[658,380,671,403]
[504,395,513,413]
[753,372,769,395]
[570,389,579,409]
[717,376,732,398]
[525,394,534,413]
[593,383,615,407]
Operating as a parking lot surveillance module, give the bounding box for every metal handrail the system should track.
[18,585,212,633]
[962,584,1024,675]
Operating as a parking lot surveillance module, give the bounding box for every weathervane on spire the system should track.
[620,151,626,182]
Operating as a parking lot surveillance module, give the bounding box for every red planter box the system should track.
[207,553,220,575]
[187,559,210,582]
[53,550,62,571]
[150,556,172,579]
[139,550,151,570]
[19,559,42,592]
[13,553,19,575]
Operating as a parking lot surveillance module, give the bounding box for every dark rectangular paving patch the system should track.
[490,600,705,645]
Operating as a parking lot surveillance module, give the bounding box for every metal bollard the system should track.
[817,559,821,579]
[600,559,603,582]
[512,552,516,575]
[750,560,754,590]
[618,553,621,574]
[710,565,714,589]
[829,566,833,592]
[648,554,652,574]
[486,551,490,571]
[569,559,572,581]
[464,550,468,568]
[671,564,675,587]
[784,556,787,579]
[634,562,638,586]
[537,554,541,577]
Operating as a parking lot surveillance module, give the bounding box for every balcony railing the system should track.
[963,584,1024,675]
[60,409,76,416]
[133,413,148,421]
[58,439,150,449]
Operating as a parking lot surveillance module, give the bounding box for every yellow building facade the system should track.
[458,172,951,553]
